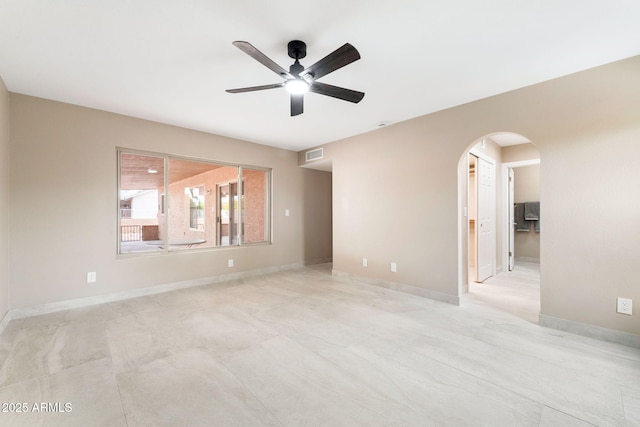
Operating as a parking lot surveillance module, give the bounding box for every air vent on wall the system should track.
[305,148,323,162]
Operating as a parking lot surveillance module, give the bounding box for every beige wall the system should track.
[502,143,540,163]
[302,168,332,265]
[513,164,540,260]
[5,56,640,340]
[0,76,9,321]
[8,94,332,309]
[303,56,640,336]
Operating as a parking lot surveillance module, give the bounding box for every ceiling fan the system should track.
[226,40,365,116]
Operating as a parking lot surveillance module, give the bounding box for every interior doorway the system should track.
[459,133,541,322]
[501,159,541,271]
[459,133,540,293]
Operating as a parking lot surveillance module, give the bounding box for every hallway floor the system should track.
[467,261,541,323]
[1,264,639,426]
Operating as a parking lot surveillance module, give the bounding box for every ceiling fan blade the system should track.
[291,94,303,116]
[226,83,284,93]
[232,41,293,79]
[300,43,361,81]
[309,82,365,103]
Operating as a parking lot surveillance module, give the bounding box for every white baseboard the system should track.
[8,263,304,321]
[0,309,12,335]
[332,270,460,306]
[539,313,640,348]
[515,257,540,263]
[305,257,333,266]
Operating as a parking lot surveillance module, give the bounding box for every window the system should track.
[118,149,271,255]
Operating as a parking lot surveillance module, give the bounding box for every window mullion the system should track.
[237,166,243,246]
[163,156,169,252]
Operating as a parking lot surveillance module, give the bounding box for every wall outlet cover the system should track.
[228,259,234,268]
[87,272,96,283]
[362,258,368,267]
[390,262,397,273]
[616,297,633,315]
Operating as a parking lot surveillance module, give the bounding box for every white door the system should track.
[476,157,495,282]
[508,168,515,271]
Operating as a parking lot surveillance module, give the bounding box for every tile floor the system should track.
[0,263,639,426]
[468,261,542,324]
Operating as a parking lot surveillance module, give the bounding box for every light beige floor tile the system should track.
[221,335,390,426]
[105,307,195,373]
[468,261,541,323]
[622,387,640,427]
[116,347,281,427]
[538,406,593,426]
[106,304,279,372]
[0,263,635,426]
[406,330,626,426]
[0,358,126,427]
[310,340,544,426]
[0,320,66,387]
[0,375,50,427]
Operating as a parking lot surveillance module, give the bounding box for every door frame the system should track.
[500,159,540,271]
[467,154,477,283]
[508,167,515,271]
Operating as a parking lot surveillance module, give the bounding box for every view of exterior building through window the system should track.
[118,150,270,254]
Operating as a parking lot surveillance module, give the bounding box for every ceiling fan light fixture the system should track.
[285,78,309,95]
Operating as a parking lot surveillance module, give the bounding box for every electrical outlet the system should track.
[390,262,397,273]
[362,258,368,267]
[616,297,633,315]
[87,272,96,283]
[228,259,234,268]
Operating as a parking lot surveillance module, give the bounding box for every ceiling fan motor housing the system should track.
[289,61,304,75]
[287,40,307,59]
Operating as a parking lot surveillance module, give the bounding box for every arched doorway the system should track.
[458,132,541,322]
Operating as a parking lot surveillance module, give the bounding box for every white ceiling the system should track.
[489,133,531,147]
[1,1,639,152]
